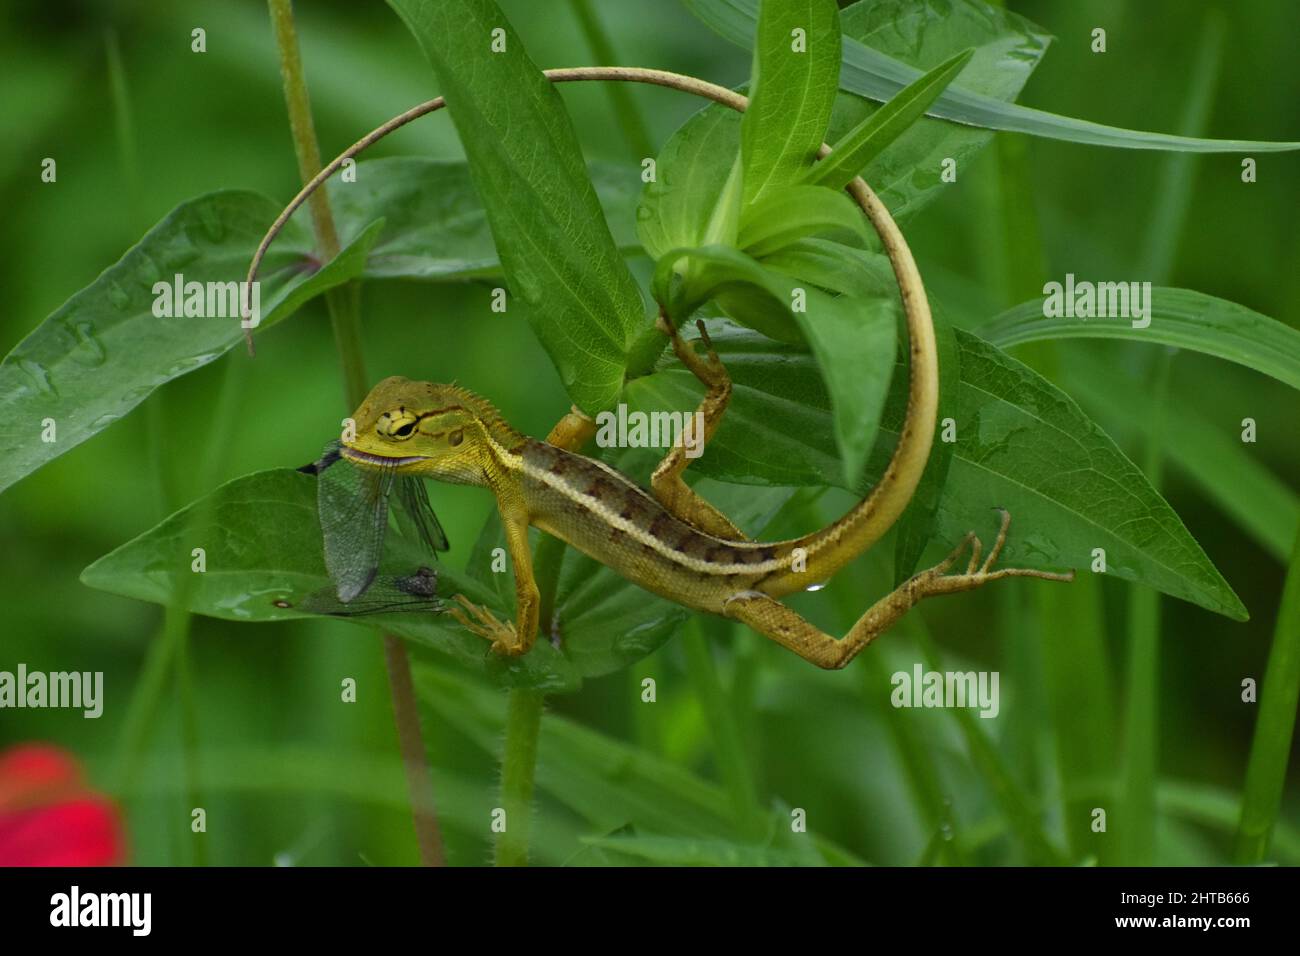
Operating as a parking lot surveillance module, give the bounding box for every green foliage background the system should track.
[0,0,1296,865]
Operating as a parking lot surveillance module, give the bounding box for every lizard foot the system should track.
[911,509,1075,597]
[450,594,523,656]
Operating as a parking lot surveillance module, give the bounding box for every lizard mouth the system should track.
[340,446,429,468]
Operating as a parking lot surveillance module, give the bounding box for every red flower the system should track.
[0,744,125,866]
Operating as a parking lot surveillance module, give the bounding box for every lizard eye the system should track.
[392,420,416,439]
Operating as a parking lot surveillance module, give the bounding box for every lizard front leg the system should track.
[723,510,1073,669]
[651,314,748,541]
[545,404,596,453]
[450,508,540,657]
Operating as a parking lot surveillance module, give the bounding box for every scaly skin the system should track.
[338,314,1072,669]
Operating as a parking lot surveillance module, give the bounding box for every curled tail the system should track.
[762,176,939,598]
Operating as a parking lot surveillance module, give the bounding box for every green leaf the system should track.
[760,237,898,299]
[740,0,841,204]
[330,158,645,280]
[807,47,973,191]
[0,193,381,496]
[687,0,1300,153]
[80,468,581,693]
[981,287,1300,391]
[628,322,1247,620]
[387,0,647,413]
[1063,353,1298,563]
[737,184,871,258]
[638,105,744,262]
[653,246,897,487]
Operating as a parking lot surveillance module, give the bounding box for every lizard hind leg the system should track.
[650,314,748,541]
[723,509,1074,669]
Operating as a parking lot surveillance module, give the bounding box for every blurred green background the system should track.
[0,0,1296,865]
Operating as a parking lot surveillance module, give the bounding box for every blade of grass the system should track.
[805,48,973,191]
[909,617,1068,865]
[1123,16,1221,864]
[1233,526,1300,862]
[981,289,1300,392]
[1031,574,1115,863]
[1063,357,1298,564]
[569,0,655,160]
[838,548,969,864]
[1137,12,1223,280]
[685,0,1300,153]
[1119,348,1174,865]
[106,39,206,864]
[681,619,766,840]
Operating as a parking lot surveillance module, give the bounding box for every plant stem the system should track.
[1234,526,1300,862]
[495,688,544,867]
[267,0,444,866]
[267,0,368,405]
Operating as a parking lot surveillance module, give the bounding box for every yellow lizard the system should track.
[337,310,1073,669]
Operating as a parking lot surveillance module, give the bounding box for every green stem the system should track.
[267,0,368,404]
[495,688,545,867]
[268,0,443,866]
[492,528,568,867]
[1234,526,1300,862]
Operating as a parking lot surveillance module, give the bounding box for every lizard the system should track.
[336,312,1074,670]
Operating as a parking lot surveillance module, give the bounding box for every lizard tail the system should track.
[773,176,939,591]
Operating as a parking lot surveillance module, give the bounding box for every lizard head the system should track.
[341,376,522,486]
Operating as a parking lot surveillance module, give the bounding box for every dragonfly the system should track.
[291,440,452,618]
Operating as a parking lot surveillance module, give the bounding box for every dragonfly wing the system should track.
[315,444,393,603]
[394,476,451,556]
[297,567,445,617]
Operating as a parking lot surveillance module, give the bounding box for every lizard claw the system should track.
[450,594,521,656]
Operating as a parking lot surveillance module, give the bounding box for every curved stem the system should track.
[242,67,744,353]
